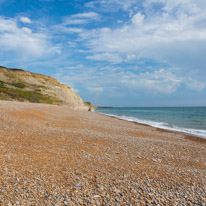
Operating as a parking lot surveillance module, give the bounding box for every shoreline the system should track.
[95,109,206,140]
[0,100,205,205]
[99,112,206,143]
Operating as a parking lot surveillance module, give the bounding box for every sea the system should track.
[95,107,206,139]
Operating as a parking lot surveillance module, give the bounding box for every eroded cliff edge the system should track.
[0,66,84,107]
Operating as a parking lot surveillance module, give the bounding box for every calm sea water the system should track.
[96,107,206,138]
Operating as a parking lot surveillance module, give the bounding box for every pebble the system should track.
[64,201,69,205]
[0,101,205,206]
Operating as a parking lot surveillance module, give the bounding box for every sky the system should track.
[0,0,206,106]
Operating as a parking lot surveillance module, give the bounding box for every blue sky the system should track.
[0,0,206,106]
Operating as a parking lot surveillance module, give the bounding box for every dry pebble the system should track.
[0,100,205,205]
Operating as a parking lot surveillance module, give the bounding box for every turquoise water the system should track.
[96,107,206,138]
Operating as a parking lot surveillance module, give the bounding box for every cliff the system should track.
[0,66,84,107]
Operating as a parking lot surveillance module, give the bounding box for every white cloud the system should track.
[71,12,100,19]
[131,12,144,25]
[184,78,205,91]
[64,19,89,25]
[0,17,60,59]
[55,65,183,96]
[21,27,32,33]
[86,52,123,64]
[1,0,204,98]
[143,0,203,15]
[79,0,206,91]
[64,12,100,25]
[120,69,181,94]
[85,0,139,11]
[20,17,31,24]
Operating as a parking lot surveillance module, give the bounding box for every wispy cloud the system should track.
[55,65,179,96]
[0,0,205,105]
[51,0,206,97]
[71,12,100,19]
[85,0,139,11]
[53,25,83,34]
[63,12,100,25]
[20,17,32,24]
[86,52,123,64]
[120,69,182,94]
[77,0,206,91]
[0,16,60,60]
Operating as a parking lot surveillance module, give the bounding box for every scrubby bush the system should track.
[12,82,26,88]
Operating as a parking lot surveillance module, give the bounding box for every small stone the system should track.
[74,183,81,189]
[78,199,83,205]
[115,198,120,202]
[64,200,70,205]
[114,188,121,193]
[75,170,80,175]
[120,192,124,196]
[146,200,152,204]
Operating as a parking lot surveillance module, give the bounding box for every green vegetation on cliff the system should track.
[0,66,85,106]
[0,80,61,104]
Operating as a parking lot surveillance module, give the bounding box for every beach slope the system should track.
[0,101,205,205]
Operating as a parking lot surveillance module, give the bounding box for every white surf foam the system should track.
[97,112,206,139]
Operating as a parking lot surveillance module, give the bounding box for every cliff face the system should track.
[0,66,84,106]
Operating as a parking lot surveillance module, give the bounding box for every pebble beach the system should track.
[0,100,205,205]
